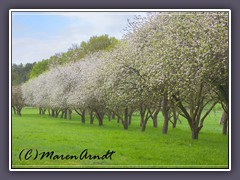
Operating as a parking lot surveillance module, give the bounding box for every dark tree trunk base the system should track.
[123,108,129,129]
[69,110,72,120]
[162,123,168,134]
[191,128,199,140]
[90,112,94,124]
[128,116,132,125]
[153,117,158,128]
[95,111,104,126]
[81,110,85,123]
[222,119,228,135]
[162,111,169,134]
[99,119,103,126]
[141,122,146,132]
[123,121,128,129]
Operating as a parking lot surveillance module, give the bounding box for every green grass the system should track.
[11,107,229,169]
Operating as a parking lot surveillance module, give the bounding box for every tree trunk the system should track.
[90,111,94,124]
[162,114,169,134]
[64,109,67,119]
[162,93,169,134]
[16,106,22,116]
[141,109,149,132]
[95,111,104,126]
[123,108,128,130]
[98,117,103,126]
[219,111,226,125]
[108,112,111,121]
[39,107,42,115]
[222,114,228,135]
[52,110,55,117]
[172,106,178,128]
[123,120,128,129]
[55,110,60,118]
[17,109,22,116]
[191,127,199,140]
[128,113,132,125]
[152,116,158,128]
[140,105,145,127]
[68,109,72,120]
[222,121,228,135]
[152,109,159,128]
[171,94,217,140]
[81,110,85,123]
[112,113,115,119]
[152,101,161,128]
[141,120,147,132]
[98,119,103,126]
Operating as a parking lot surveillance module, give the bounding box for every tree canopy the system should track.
[20,12,229,139]
[27,34,119,79]
[12,63,35,85]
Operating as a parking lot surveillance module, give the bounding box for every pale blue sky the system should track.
[12,11,147,65]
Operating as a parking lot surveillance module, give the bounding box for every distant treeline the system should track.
[12,63,35,85]
[12,34,119,85]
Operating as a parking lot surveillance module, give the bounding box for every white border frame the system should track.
[9,9,231,171]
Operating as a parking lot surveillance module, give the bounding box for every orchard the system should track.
[13,12,229,140]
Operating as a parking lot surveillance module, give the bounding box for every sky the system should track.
[11,11,148,65]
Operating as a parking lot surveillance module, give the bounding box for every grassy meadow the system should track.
[11,107,229,169]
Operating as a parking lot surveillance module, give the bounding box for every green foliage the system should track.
[83,35,119,53]
[12,63,35,85]
[29,60,49,79]
[28,34,119,79]
[70,34,119,61]
[12,107,228,168]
